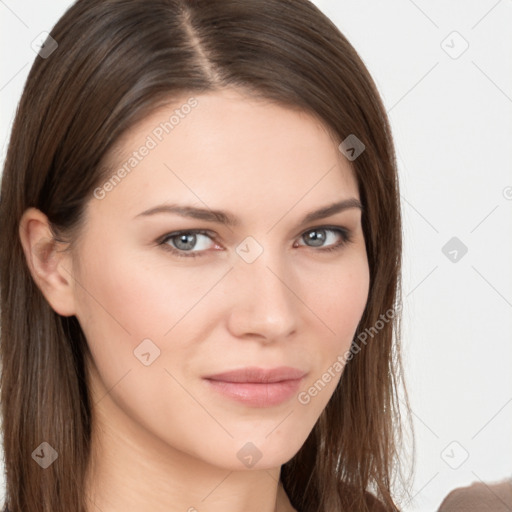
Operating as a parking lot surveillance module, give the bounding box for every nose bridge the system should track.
[226,237,299,339]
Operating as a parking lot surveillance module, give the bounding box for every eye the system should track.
[157,225,353,259]
[159,230,217,258]
[295,226,353,252]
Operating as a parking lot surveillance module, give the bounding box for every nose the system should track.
[225,247,299,343]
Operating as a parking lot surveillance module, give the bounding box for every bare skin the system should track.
[19,87,370,512]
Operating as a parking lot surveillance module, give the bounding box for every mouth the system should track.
[203,366,307,407]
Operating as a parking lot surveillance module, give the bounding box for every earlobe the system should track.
[18,207,77,317]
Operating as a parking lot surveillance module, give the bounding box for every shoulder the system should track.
[437,479,512,512]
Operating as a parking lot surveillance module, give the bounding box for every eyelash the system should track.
[157,226,354,259]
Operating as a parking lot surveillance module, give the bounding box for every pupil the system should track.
[306,230,325,247]
[175,233,196,250]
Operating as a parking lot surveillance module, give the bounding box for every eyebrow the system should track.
[134,198,363,227]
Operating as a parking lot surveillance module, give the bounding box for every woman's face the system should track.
[71,88,370,471]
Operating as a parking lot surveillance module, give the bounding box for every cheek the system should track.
[74,245,205,337]
[302,253,370,342]
[293,256,369,412]
[72,244,227,392]
[73,248,217,432]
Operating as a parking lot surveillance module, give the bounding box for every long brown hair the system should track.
[0,0,412,510]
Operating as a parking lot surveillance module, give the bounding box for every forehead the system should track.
[93,88,359,221]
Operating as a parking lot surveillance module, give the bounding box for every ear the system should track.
[18,207,77,317]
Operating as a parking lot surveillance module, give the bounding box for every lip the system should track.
[203,366,307,407]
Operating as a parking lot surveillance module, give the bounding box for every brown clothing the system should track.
[437,480,512,512]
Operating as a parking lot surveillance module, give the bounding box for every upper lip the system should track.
[204,366,307,383]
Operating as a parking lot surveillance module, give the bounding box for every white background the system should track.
[1,1,511,511]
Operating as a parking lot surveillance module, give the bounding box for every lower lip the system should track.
[204,378,303,407]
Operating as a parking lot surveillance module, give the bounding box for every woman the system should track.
[0,1,411,511]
